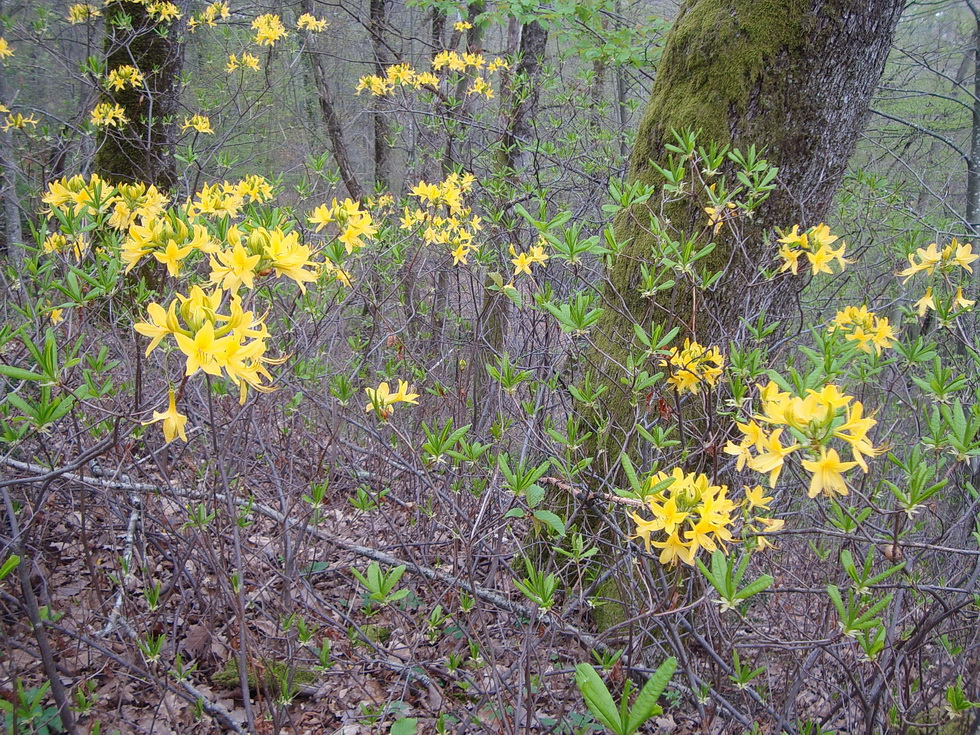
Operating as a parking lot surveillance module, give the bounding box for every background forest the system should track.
[0,0,979,733]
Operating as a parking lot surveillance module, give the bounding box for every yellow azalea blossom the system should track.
[252,13,288,46]
[49,308,65,325]
[652,532,697,566]
[914,287,935,317]
[173,321,230,377]
[147,1,181,21]
[143,389,189,443]
[705,201,737,234]
[209,243,261,293]
[134,301,178,356]
[662,339,725,395]
[153,240,193,277]
[777,242,803,275]
[806,243,848,275]
[106,65,144,91]
[746,428,798,486]
[181,114,214,134]
[777,225,808,250]
[2,113,39,132]
[801,447,857,499]
[297,13,327,31]
[511,251,534,276]
[90,102,128,128]
[0,37,13,59]
[744,485,773,512]
[954,287,975,309]
[143,389,188,442]
[68,4,101,23]
[227,53,261,72]
[454,20,473,30]
[364,380,420,419]
[950,238,978,271]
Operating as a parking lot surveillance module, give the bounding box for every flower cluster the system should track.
[90,102,128,129]
[67,4,101,23]
[661,339,724,395]
[134,286,279,403]
[364,380,420,420]
[898,238,977,319]
[510,242,548,277]
[252,14,287,46]
[186,175,274,219]
[0,37,13,60]
[777,223,849,276]
[227,53,261,73]
[828,306,895,355]
[188,0,229,31]
[181,114,214,134]
[725,382,877,499]
[106,65,145,92]
[146,2,181,22]
[296,13,327,32]
[308,198,377,254]
[43,175,168,256]
[630,469,740,566]
[400,174,482,266]
[356,51,507,98]
[2,112,38,132]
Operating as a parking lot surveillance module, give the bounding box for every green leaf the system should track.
[0,364,45,382]
[390,717,418,735]
[0,555,19,581]
[574,664,623,735]
[626,657,676,733]
[532,509,566,537]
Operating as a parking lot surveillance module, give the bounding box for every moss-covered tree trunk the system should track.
[95,1,183,189]
[587,0,905,466]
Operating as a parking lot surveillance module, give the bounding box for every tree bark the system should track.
[587,0,905,461]
[94,1,184,189]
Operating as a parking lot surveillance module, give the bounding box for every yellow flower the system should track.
[49,308,65,325]
[90,102,128,128]
[147,1,181,21]
[746,428,798,486]
[652,532,696,566]
[173,321,229,377]
[453,20,473,30]
[297,13,327,31]
[744,485,773,512]
[106,65,145,92]
[181,114,214,134]
[0,38,13,60]
[662,339,725,394]
[801,447,857,499]
[511,251,534,276]
[705,201,737,235]
[950,239,978,272]
[134,301,178,356]
[914,287,935,317]
[143,389,188,443]
[153,240,193,277]
[68,4,101,23]
[2,113,39,132]
[364,380,420,419]
[954,287,975,310]
[252,13,287,46]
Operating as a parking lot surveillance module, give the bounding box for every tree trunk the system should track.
[966,3,980,231]
[301,0,364,201]
[586,0,905,462]
[94,1,183,189]
[369,0,392,192]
